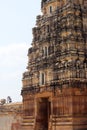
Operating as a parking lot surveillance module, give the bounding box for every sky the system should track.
[0,0,41,102]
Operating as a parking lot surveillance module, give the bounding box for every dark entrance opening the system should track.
[37,98,51,130]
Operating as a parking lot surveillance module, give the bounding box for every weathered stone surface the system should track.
[21,0,87,130]
[0,102,23,130]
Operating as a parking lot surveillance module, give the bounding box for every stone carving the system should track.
[21,0,87,130]
[0,99,6,105]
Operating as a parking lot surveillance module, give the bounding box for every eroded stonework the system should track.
[0,102,23,130]
[21,0,87,130]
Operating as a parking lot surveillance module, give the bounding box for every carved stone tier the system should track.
[21,86,87,130]
[21,0,87,130]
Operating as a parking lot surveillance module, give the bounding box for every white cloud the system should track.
[0,43,29,102]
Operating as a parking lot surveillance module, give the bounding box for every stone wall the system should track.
[0,102,23,130]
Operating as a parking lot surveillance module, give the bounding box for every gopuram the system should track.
[21,0,87,130]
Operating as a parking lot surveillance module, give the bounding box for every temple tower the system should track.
[21,0,87,130]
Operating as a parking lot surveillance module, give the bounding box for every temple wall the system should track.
[21,0,87,130]
[0,102,23,130]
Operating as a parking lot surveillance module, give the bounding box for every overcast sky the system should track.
[0,0,41,102]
